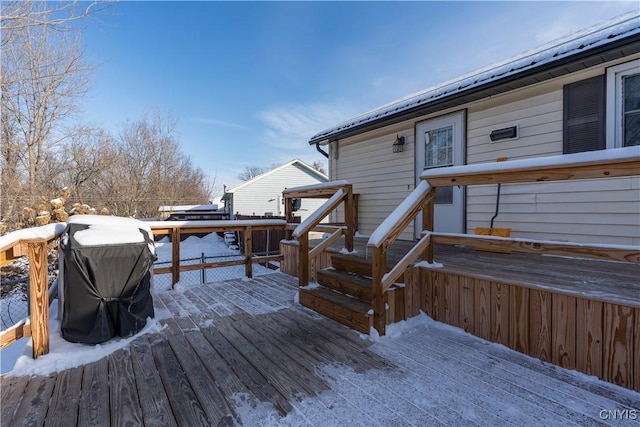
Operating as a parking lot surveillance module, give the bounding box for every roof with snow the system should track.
[226,158,328,193]
[309,10,640,144]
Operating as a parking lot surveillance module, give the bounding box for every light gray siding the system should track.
[466,63,640,245]
[331,123,416,240]
[231,162,327,222]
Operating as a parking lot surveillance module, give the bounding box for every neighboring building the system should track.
[158,204,229,221]
[223,159,328,222]
[308,11,640,245]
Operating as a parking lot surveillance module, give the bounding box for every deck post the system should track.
[298,232,309,286]
[344,185,354,252]
[172,227,180,287]
[422,187,435,263]
[372,247,387,336]
[244,226,253,278]
[28,240,49,358]
[284,197,294,240]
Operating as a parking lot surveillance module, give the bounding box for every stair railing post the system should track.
[371,246,386,336]
[298,232,309,286]
[344,185,354,252]
[422,186,435,263]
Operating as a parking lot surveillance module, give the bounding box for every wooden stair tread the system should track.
[329,253,373,277]
[330,253,403,283]
[299,287,371,334]
[316,269,372,301]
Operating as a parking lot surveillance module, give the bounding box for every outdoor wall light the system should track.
[393,135,406,153]
[490,126,518,141]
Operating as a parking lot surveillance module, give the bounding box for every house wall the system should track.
[465,59,640,245]
[330,122,417,241]
[232,163,327,223]
[330,54,640,245]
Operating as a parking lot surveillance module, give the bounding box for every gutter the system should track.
[315,141,328,158]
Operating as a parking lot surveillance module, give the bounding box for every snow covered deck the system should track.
[2,272,638,426]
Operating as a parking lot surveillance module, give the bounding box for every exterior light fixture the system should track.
[490,126,518,142]
[393,135,405,153]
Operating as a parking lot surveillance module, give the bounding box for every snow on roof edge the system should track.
[310,10,640,144]
[227,158,328,193]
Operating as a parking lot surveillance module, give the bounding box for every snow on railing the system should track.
[368,148,640,336]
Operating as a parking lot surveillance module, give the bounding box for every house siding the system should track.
[466,62,640,245]
[330,55,640,245]
[331,123,416,240]
[231,163,327,222]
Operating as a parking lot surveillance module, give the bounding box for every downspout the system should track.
[315,142,328,158]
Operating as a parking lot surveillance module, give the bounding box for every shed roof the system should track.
[309,10,640,145]
[227,158,328,194]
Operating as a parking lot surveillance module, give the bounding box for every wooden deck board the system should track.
[315,237,640,307]
[0,375,28,426]
[130,337,178,427]
[2,272,638,426]
[108,348,144,426]
[44,366,83,427]
[77,358,109,427]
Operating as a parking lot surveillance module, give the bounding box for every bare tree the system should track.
[238,166,268,182]
[1,1,99,209]
[312,160,327,175]
[101,110,214,218]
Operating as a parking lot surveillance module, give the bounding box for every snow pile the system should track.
[8,302,166,376]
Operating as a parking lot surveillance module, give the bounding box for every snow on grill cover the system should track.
[59,216,157,344]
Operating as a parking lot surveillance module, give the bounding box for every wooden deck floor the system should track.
[319,237,640,307]
[2,273,639,426]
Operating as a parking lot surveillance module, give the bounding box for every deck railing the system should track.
[147,220,286,286]
[368,146,640,335]
[0,224,66,358]
[0,219,288,359]
[283,181,355,286]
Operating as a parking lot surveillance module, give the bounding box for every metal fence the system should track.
[152,252,277,290]
[0,276,56,331]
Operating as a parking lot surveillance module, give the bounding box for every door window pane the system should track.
[623,73,640,146]
[425,126,453,168]
[424,126,454,204]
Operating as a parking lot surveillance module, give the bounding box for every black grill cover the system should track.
[60,220,156,344]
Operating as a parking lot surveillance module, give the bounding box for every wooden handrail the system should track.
[309,227,344,259]
[421,146,640,187]
[367,146,640,336]
[292,189,345,238]
[284,181,355,286]
[430,232,640,264]
[367,181,435,249]
[381,233,432,291]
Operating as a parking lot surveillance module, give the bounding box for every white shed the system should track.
[223,159,328,222]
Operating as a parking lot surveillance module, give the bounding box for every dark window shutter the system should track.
[563,75,605,154]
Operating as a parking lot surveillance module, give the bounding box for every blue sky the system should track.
[78,1,637,195]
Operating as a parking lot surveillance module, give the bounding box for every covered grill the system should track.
[59,216,156,344]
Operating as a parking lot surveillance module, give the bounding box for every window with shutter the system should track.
[563,75,605,154]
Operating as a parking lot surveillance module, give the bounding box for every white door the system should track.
[415,111,465,236]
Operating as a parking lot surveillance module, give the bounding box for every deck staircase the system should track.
[299,253,401,333]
